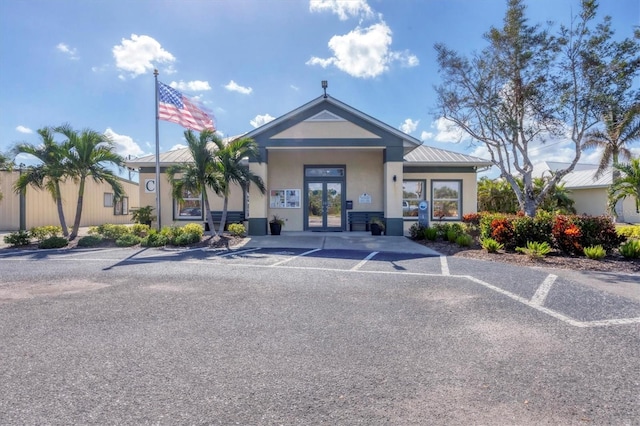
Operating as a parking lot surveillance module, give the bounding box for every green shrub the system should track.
[423,227,438,241]
[516,241,552,259]
[116,234,141,247]
[182,223,204,238]
[617,225,640,239]
[583,245,606,260]
[619,239,640,259]
[140,231,169,247]
[480,237,504,253]
[131,224,150,238]
[38,236,68,249]
[30,225,62,241]
[479,213,507,240]
[446,229,459,243]
[409,223,426,240]
[228,223,246,237]
[95,224,131,240]
[77,235,104,247]
[456,234,473,247]
[173,232,201,246]
[511,214,553,248]
[573,216,625,253]
[4,230,31,247]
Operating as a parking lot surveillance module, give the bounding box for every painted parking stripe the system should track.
[530,274,557,306]
[351,252,379,271]
[440,256,450,276]
[269,248,321,267]
[215,247,261,258]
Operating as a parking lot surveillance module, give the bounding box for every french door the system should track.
[306,181,344,231]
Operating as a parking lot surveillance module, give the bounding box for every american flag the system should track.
[157,82,215,132]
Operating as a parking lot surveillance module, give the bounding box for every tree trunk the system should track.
[219,196,229,234]
[203,193,217,237]
[54,182,69,237]
[69,177,86,240]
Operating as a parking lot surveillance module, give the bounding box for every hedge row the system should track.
[472,212,625,254]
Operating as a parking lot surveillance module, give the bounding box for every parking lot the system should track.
[1,245,639,424]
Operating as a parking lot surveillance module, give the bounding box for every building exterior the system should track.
[532,161,640,223]
[127,95,491,236]
[0,170,139,231]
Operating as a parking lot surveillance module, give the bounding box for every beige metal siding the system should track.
[0,171,139,230]
[0,171,21,231]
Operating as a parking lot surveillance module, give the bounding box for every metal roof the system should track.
[403,145,492,166]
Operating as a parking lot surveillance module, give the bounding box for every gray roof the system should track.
[404,145,492,167]
[561,168,611,189]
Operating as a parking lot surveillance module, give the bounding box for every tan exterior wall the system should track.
[402,171,478,235]
[0,171,139,231]
[137,171,245,228]
[571,188,608,217]
[571,187,639,223]
[265,149,384,231]
[0,171,21,231]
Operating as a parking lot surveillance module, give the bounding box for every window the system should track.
[175,189,203,220]
[432,180,462,221]
[402,180,425,218]
[114,197,129,216]
[104,193,114,207]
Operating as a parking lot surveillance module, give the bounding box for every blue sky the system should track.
[1,0,638,178]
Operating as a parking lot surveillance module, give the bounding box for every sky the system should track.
[1,0,638,180]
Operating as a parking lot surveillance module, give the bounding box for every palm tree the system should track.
[12,127,72,236]
[608,158,640,216]
[167,129,224,237]
[584,104,640,218]
[210,135,266,232]
[56,124,125,240]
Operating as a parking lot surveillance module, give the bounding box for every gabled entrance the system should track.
[305,166,345,231]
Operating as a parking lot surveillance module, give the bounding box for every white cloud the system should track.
[420,131,434,141]
[169,80,212,92]
[400,118,418,134]
[309,0,373,20]
[250,114,275,128]
[112,34,175,79]
[306,22,418,78]
[224,80,253,95]
[169,144,187,151]
[104,128,144,157]
[56,42,79,60]
[16,125,33,134]
[428,117,471,143]
[290,85,300,91]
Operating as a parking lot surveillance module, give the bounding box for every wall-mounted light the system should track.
[393,175,397,182]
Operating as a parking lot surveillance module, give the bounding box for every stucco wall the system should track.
[137,171,246,228]
[402,171,478,235]
[265,149,384,231]
[0,171,20,231]
[571,187,639,223]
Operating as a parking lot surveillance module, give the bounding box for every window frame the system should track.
[104,193,114,208]
[431,179,462,221]
[174,189,203,221]
[114,196,129,216]
[402,179,426,219]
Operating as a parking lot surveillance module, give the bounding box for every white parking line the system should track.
[270,248,321,267]
[530,274,557,306]
[440,256,450,276]
[351,252,379,271]
[216,248,261,258]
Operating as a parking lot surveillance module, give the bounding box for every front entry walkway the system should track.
[238,231,440,255]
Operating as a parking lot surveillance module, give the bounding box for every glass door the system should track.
[306,181,343,231]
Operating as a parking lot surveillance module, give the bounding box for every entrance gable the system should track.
[271,109,381,140]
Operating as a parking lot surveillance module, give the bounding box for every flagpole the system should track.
[154,69,161,230]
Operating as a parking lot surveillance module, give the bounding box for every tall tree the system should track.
[209,136,266,232]
[57,124,125,240]
[12,127,72,236]
[435,0,640,216]
[583,104,640,218]
[167,129,224,237]
[608,158,640,216]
